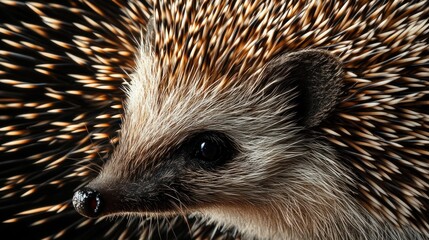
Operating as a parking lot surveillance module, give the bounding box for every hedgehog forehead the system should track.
[122,63,239,164]
[121,55,285,168]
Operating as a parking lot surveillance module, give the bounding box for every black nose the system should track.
[72,187,103,218]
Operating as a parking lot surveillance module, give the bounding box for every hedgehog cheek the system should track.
[261,49,344,128]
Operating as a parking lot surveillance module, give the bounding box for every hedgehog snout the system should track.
[72,187,103,218]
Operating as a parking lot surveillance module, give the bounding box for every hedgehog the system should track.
[1,0,428,240]
[67,0,429,239]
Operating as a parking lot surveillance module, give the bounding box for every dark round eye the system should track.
[199,140,221,161]
[187,131,236,167]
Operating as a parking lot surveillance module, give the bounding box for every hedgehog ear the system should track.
[263,49,343,128]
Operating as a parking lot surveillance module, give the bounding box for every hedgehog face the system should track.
[73,47,351,237]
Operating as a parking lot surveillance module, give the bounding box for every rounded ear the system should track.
[262,49,344,128]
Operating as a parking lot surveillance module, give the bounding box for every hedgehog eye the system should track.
[197,140,221,162]
[189,132,235,166]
